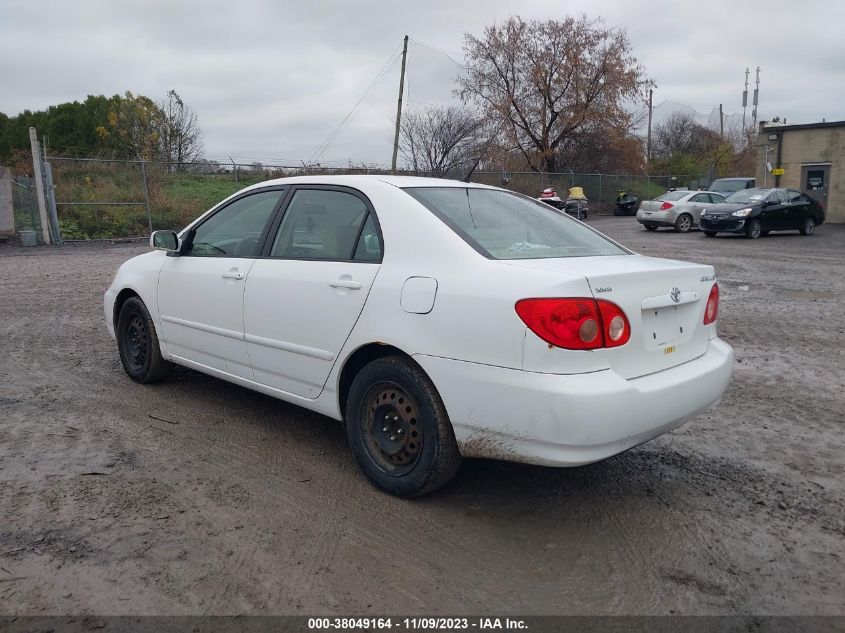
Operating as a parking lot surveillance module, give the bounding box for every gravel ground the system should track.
[0,217,843,616]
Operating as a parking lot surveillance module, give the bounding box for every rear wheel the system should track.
[799,217,816,235]
[745,218,762,239]
[703,231,717,238]
[346,356,461,497]
[116,296,172,383]
[674,214,692,233]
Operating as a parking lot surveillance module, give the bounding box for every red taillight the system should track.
[659,201,674,210]
[703,283,719,325]
[597,300,631,347]
[515,298,630,350]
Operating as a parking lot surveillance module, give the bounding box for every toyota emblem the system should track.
[670,287,681,303]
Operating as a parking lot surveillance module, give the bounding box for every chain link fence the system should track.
[39,156,710,240]
[11,174,42,236]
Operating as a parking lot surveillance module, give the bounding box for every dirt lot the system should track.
[1,217,843,616]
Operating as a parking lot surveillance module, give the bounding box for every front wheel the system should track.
[745,218,762,239]
[346,356,461,497]
[674,214,692,233]
[799,217,816,235]
[116,296,173,383]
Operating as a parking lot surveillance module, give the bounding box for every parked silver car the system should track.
[636,190,727,233]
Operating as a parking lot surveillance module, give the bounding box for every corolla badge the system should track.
[670,287,681,303]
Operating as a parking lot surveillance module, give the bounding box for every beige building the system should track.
[756,120,843,223]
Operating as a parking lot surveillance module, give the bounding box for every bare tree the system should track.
[158,90,203,169]
[457,15,653,173]
[652,112,721,160]
[399,105,484,176]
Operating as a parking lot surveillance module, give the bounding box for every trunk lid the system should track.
[503,255,716,379]
[639,200,666,213]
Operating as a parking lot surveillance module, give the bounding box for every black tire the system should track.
[644,225,658,231]
[346,356,461,497]
[116,296,173,384]
[703,231,717,238]
[799,217,816,236]
[674,213,692,233]
[745,218,762,239]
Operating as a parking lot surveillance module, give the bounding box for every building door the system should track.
[802,164,830,212]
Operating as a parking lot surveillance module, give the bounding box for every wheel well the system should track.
[113,288,139,329]
[338,343,409,418]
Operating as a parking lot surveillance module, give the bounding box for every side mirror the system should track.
[150,230,179,252]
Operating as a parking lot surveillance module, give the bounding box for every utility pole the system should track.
[391,35,409,174]
[751,66,760,130]
[646,88,653,164]
[719,104,724,140]
[742,67,749,131]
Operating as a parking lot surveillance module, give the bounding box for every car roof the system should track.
[240,174,500,190]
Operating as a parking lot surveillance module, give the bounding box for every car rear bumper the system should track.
[104,287,117,340]
[414,338,734,467]
[637,210,677,227]
[700,217,745,233]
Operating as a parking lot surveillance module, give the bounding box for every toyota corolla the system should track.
[104,176,733,497]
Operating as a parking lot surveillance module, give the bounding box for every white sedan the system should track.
[104,176,733,497]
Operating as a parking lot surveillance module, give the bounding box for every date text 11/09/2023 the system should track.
[308,617,528,630]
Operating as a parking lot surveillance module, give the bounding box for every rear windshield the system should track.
[711,179,753,194]
[656,191,691,201]
[403,187,628,260]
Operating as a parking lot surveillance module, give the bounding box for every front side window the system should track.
[404,187,627,260]
[188,189,284,257]
[691,193,710,203]
[270,189,375,260]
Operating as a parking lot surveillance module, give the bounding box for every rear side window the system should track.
[270,189,374,261]
[404,187,627,260]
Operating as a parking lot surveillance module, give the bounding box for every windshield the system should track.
[404,187,628,260]
[656,191,691,202]
[711,179,753,194]
[725,188,772,203]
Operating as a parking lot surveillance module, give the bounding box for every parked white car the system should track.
[104,176,733,497]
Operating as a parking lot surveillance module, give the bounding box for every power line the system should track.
[309,44,403,163]
[408,38,467,67]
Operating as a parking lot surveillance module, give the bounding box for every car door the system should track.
[784,190,810,229]
[157,188,286,379]
[243,186,383,398]
[760,189,788,230]
[687,193,711,224]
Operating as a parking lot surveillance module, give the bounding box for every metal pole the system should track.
[139,156,153,234]
[229,156,238,185]
[43,161,62,244]
[719,104,724,140]
[391,35,409,174]
[29,128,51,244]
[646,88,653,164]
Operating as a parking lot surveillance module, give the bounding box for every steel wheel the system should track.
[116,296,173,384]
[123,313,149,373]
[361,383,423,476]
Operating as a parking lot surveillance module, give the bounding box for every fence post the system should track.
[28,128,51,244]
[139,157,153,234]
[42,161,62,245]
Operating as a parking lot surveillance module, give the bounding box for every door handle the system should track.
[329,279,362,290]
[222,270,244,280]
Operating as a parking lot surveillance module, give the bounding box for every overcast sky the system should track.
[1,0,841,166]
